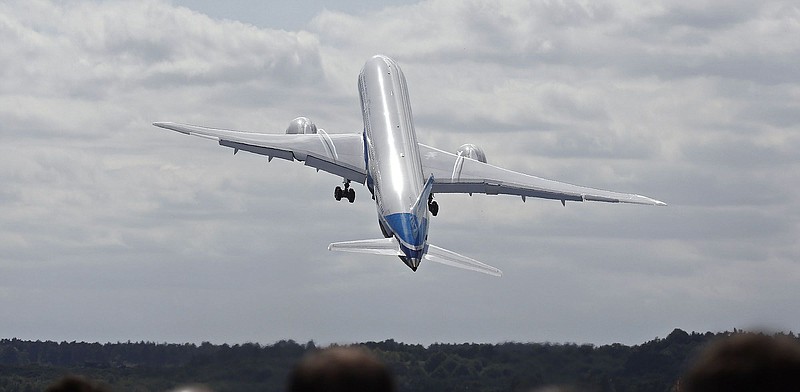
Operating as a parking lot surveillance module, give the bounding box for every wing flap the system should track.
[219,139,294,161]
[419,143,665,206]
[154,122,367,183]
[305,154,367,184]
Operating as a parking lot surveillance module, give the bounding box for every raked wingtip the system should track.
[635,194,667,206]
[152,121,192,135]
[649,197,667,206]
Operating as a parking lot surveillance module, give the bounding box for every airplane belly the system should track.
[358,55,424,218]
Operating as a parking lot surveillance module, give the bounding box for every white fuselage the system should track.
[358,55,429,270]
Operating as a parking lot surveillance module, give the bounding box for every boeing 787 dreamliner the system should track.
[154,55,665,276]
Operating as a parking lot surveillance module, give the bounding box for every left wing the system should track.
[153,122,367,183]
[418,143,665,206]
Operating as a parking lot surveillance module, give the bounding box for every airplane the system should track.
[154,54,665,277]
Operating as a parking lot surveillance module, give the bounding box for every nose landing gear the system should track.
[334,179,356,203]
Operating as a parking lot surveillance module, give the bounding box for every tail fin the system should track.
[410,174,435,219]
[424,244,502,277]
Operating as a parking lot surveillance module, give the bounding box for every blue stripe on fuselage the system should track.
[384,212,427,250]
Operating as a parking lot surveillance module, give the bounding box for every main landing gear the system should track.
[428,194,439,216]
[334,179,356,203]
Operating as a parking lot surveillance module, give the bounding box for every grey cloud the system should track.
[641,165,789,207]
[1,1,324,97]
[681,137,799,168]
[647,1,764,30]
[322,0,800,89]
[2,0,799,347]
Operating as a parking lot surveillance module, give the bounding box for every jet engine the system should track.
[457,144,487,163]
[285,117,318,134]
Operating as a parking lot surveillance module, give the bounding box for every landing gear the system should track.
[334,180,355,203]
[428,194,439,216]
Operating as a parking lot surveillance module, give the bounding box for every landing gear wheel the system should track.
[334,179,355,203]
[334,186,343,201]
[430,200,439,216]
[428,193,439,216]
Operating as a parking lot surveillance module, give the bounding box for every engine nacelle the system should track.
[285,117,318,134]
[457,144,487,163]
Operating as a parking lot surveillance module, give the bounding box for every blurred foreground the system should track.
[3,329,799,392]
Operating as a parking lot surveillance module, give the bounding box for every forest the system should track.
[1,329,796,392]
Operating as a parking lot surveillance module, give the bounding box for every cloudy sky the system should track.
[1,0,798,346]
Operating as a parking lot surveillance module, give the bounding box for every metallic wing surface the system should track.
[418,144,665,206]
[153,122,367,184]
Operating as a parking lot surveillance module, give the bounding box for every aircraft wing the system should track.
[418,143,665,206]
[153,122,367,183]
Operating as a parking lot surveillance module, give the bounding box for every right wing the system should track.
[153,122,367,183]
[418,143,665,206]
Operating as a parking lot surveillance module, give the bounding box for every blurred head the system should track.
[287,346,395,392]
[168,384,214,392]
[680,333,800,392]
[45,375,110,392]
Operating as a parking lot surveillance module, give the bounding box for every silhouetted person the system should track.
[680,333,800,392]
[45,375,110,392]
[287,346,395,392]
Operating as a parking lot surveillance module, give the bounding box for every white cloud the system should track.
[0,0,798,346]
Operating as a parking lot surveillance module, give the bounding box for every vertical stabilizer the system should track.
[410,174,435,219]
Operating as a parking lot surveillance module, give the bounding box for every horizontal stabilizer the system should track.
[328,239,502,277]
[328,238,402,256]
[424,245,502,277]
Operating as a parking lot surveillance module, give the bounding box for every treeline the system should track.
[1,329,797,392]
